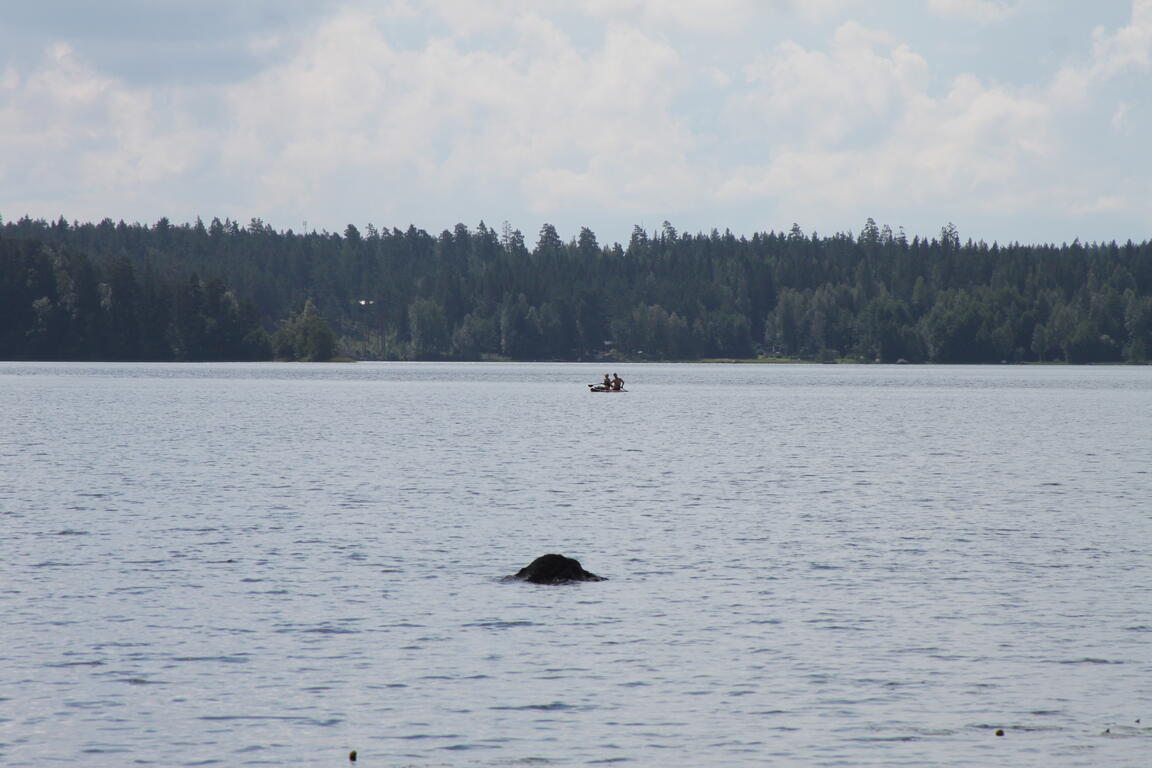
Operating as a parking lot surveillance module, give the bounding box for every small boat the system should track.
[588,384,626,392]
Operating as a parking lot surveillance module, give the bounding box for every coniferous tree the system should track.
[3,216,1151,363]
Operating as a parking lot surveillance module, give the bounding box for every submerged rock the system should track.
[508,554,606,584]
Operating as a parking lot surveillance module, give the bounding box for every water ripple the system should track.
[4,361,1151,767]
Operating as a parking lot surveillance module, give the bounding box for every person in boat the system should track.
[611,373,624,391]
[602,373,612,389]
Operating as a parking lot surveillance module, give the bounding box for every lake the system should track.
[2,362,1151,766]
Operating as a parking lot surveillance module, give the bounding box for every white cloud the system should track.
[219,7,700,222]
[418,0,553,37]
[927,0,1017,25]
[580,0,864,30]
[1112,100,1132,132]
[720,25,1052,215]
[738,22,929,145]
[898,74,1051,186]
[581,0,759,32]
[1089,0,1152,76]
[0,1,1147,243]
[712,2,1151,234]
[1071,194,1134,215]
[0,43,201,214]
[1050,0,1152,103]
[790,0,864,24]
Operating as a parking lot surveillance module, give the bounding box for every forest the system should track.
[2,214,1150,364]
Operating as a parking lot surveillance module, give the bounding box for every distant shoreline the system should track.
[2,357,1145,366]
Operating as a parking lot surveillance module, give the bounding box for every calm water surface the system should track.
[2,362,1151,766]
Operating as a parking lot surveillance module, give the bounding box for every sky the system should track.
[1,0,1149,247]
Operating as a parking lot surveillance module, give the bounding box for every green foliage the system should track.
[0,237,269,361]
[4,215,1152,363]
[408,297,450,360]
[274,300,336,362]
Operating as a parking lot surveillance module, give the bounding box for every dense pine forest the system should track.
[2,215,1151,363]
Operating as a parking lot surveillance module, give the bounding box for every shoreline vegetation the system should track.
[694,357,1146,365]
[3,215,1151,365]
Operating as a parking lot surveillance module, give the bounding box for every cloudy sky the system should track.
[1,0,1149,246]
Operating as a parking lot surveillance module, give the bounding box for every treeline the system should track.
[0,237,334,361]
[2,214,1151,363]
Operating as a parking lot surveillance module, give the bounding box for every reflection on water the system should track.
[2,362,1151,766]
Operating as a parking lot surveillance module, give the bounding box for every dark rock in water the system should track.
[509,554,606,584]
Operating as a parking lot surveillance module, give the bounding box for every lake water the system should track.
[2,362,1151,767]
